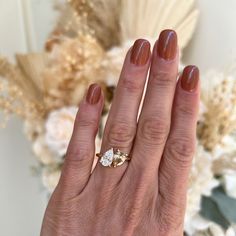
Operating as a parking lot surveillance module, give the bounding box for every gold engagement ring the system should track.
[96,148,131,168]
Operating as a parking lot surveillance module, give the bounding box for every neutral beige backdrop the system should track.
[0,1,57,235]
[1,0,236,235]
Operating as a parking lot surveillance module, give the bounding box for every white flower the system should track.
[41,135,101,193]
[213,135,236,160]
[201,222,235,236]
[185,143,219,233]
[42,169,61,193]
[223,170,236,199]
[33,135,58,165]
[186,214,236,236]
[45,106,78,157]
[198,101,207,122]
[103,41,186,86]
[102,42,131,86]
[185,214,215,235]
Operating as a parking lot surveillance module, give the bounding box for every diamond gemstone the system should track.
[100,148,114,167]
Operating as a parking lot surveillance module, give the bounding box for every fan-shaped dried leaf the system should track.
[16,53,48,92]
[120,0,199,50]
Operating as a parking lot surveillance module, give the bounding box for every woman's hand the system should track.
[41,30,200,236]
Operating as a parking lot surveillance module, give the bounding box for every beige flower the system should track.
[45,106,78,157]
[42,169,61,193]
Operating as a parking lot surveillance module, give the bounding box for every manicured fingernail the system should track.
[86,84,102,104]
[130,39,150,66]
[181,66,199,92]
[157,29,177,60]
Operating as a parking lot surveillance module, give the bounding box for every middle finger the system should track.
[129,30,179,175]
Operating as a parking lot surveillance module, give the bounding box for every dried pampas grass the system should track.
[43,34,106,110]
[67,0,121,49]
[120,0,199,50]
[198,71,236,151]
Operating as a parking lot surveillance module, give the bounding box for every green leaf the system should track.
[211,186,236,223]
[200,196,230,230]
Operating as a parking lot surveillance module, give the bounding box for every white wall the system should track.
[0,0,27,58]
[0,0,236,235]
[183,0,236,73]
[0,1,56,235]
[0,118,47,236]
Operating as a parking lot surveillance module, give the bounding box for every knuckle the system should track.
[157,195,184,234]
[177,102,196,118]
[166,137,196,168]
[122,187,147,226]
[157,209,183,234]
[139,117,170,146]
[158,189,184,212]
[151,70,176,88]
[106,122,136,147]
[78,118,98,129]
[121,75,143,93]
[66,146,91,167]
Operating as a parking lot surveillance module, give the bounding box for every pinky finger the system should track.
[158,66,200,227]
[56,84,104,199]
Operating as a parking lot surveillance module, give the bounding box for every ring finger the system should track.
[92,39,151,185]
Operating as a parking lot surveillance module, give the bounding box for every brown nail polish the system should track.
[181,66,199,92]
[86,84,102,104]
[157,29,177,60]
[130,39,150,66]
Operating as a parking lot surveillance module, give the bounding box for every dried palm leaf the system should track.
[120,0,199,50]
[0,57,45,122]
[16,53,48,92]
[0,57,42,102]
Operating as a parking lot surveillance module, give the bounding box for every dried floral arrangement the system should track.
[0,0,236,235]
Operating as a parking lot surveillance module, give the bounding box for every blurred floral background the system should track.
[1,0,236,235]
